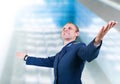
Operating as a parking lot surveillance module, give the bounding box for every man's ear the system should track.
[76,32,79,37]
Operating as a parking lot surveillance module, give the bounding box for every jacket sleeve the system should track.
[77,39,102,62]
[26,56,55,68]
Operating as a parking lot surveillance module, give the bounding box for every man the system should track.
[16,21,117,84]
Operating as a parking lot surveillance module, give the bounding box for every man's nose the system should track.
[64,28,69,31]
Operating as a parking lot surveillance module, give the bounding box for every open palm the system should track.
[95,21,117,44]
[16,50,27,59]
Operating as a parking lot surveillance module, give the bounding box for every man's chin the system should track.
[63,38,71,41]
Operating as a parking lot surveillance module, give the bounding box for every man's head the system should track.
[62,22,79,41]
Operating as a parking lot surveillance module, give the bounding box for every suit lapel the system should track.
[57,41,76,63]
[58,47,67,63]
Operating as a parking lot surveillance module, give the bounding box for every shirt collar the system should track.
[65,41,76,47]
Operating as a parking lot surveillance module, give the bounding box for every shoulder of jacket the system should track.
[73,42,80,44]
[73,42,86,47]
[73,42,85,45]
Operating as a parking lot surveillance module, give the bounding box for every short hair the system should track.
[67,22,80,41]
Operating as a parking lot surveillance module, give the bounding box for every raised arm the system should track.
[16,50,55,68]
[16,50,27,60]
[77,21,117,62]
[94,21,117,45]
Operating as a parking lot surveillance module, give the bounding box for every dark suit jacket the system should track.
[26,39,102,84]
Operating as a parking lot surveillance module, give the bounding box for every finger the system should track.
[103,23,110,32]
[16,52,20,55]
[99,26,105,35]
[16,52,22,58]
[105,21,115,30]
[109,21,114,29]
[109,20,117,27]
[101,26,105,32]
[111,21,117,27]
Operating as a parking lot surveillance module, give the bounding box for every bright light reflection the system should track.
[0,0,47,81]
[106,55,120,61]
[115,65,120,71]
[25,75,38,83]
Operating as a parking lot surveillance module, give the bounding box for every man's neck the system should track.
[64,39,75,46]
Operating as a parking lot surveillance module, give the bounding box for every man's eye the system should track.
[63,28,65,30]
[68,27,72,30]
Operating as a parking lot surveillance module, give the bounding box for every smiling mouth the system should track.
[64,33,69,36]
[64,31,69,34]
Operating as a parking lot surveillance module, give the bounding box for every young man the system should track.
[16,21,117,84]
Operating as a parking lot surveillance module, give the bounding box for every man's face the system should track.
[62,23,79,41]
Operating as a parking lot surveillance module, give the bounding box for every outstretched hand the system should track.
[95,21,117,45]
[16,50,28,59]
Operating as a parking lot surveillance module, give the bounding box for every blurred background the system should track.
[0,0,120,84]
